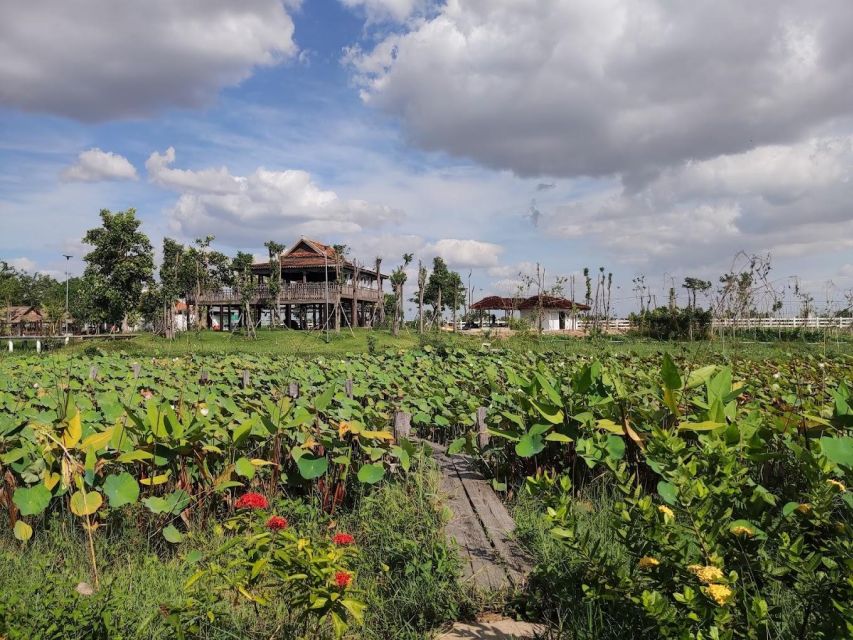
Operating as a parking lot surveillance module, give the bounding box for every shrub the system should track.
[629,306,712,340]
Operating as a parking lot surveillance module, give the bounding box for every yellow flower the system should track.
[826,479,846,492]
[338,421,352,438]
[658,505,675,520]
[706,584,734,606]
[638,556,660,569]
[730,525,754,538]
[796,503,812,514]
[688,565,725,584]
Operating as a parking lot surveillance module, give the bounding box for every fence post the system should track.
[7,340,12,353]
[476,407,490,448]
[345,378,353,399]
[89,365,98,380]
[393,411,412,441]
[241,370,250,389]
[131,363,141,379]
[36,340,41,354]
[199,369,208,384]
[288,382,300,399]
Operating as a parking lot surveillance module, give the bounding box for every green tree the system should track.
[424,257,464,329]
[682,277,712,309]
[264,241,285,326]
[390,253,413,336]
[232,251,257,338]
[81,208,154,330]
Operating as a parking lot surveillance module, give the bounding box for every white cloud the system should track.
[424,238,503,268]
[146,148,402,244]
[7,257,36,272]
[347,0,853,180]
[0,1,298,121]
[541,135,853,270]
[339,0,425,22]
[62,148,138,182]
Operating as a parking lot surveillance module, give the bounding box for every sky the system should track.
[1,0,852,315]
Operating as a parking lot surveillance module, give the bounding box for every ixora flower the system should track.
[334,571,352,588]
[638,556,660,569]
[657,505,675,520]
[688,564,725,584]
[826,479,846,492]
[266,516,288,531]
[705,584,734,606]
[235,492,269,510]
[333,533,355,546]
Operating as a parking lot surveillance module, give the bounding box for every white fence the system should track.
[579,317,853,332]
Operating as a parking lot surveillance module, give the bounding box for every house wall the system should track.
[518,308,580,331]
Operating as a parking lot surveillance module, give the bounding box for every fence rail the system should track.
[578,317,853,331]
[190,282,382,305]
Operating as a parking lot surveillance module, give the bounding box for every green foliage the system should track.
[81,208,155,327]
[629,306,713,340]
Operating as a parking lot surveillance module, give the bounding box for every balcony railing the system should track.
[189,282,383,305]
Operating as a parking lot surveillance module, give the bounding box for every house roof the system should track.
[0,306,44,323]
[253,238,387,278]
[517,295,590,311]
[470,296,517,311]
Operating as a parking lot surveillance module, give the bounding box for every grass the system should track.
[6,326,851,362]
[0,458,467,640]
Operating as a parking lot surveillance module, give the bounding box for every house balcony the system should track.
[190,282,384,306]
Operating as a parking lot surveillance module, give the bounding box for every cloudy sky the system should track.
[1,0,851,313]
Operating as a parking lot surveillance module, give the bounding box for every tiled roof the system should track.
[470,296,517,310]
[0,306,44,323]
[253,238,387,277]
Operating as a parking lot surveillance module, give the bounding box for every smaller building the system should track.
[0,306,45,336]
[470,295,589,331]
[518,296,589,331]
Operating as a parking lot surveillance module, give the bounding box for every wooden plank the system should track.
[434,451,510,591]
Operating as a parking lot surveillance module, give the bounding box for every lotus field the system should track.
[0,345,851,639]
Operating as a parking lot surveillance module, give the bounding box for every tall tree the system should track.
[232,252,257,338]
[264,241,285,327]
[160,238,187,339]
[81,208,154,330]
[390,253,413,336]
[682,277,712,309]
[424,257,465,329]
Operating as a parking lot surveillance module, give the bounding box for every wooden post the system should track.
[241,369,250,389]
[89,365,98,380]
[131,363,142,379]
[288,382,300,399]
[476,407,489,448]
[345,378,353,399]
[393,411,412,441]
[199,369,208,384]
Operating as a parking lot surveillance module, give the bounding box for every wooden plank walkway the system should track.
[427,441,532,592]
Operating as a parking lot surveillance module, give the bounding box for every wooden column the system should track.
[285,304,291,328]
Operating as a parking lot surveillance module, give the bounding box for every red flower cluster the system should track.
[235,492,269,510]
[266,516,288,531]
[334,571,352,588]
[332,533,355,546]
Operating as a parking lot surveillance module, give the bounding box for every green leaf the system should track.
[13,484,52,516]
[819,436,853,468]
[447,437,466,455]
[357,463,385,484]
[657,481,677,505]
[515,433,545,458]
[235,457,256,480]
[296,455,328,480]
[13,520,33,542]
[545,432,573,443]
[677,421,726,432]
[103,473,140,508]
[142,490,190,515]
[163,524,184,544]
[661,353,682,390]
[605,435,626,460]
[782,501,800,517]
[70,490,103,517]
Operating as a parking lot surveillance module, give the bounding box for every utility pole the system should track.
[63,254,72,334]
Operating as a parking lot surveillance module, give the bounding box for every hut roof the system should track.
[470,296,516,311]
[0,306,44,323]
